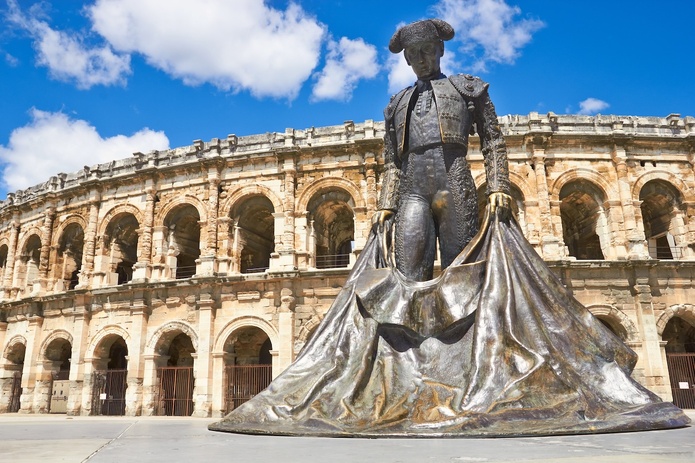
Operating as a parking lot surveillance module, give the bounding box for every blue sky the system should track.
[0,0,693,198]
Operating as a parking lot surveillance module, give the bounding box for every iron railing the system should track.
[666,353,695,409]
[8,372,22,413]
[156,366,195,416]
[315,253,350,269]
[91,369,128,416]
[175,265,197,279]
[225,365,272,413]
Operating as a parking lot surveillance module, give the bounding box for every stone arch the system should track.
[2,335,27,363]
[558,178,611,260]
[154,195,208,227]
[50,215,88,248]
[220,184,284,218]
[37,330,74,362]
[587,305,639,342]
[632,171,695,203]
[639,178,689,260]
[213,316,279,354]
[656,304,695,336]
[85,325,131,360]
[294,314,324,354]
[159,202,203,279]
[305,185,357,269]
[17,228,43,253]
[145,320,199,356]
[97,204,144,238]
[549,168,617,201]
[296,177,365,213]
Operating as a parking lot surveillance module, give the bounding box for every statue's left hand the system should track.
[488,192,513,218]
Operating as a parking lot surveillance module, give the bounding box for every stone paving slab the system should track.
[0,412,693,463]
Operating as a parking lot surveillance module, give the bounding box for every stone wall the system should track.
[0,113,694,416]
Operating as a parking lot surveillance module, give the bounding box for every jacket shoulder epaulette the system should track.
[385,85,412,119]
[448,74,489,99]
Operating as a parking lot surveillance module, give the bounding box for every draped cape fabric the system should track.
[209,208,690,437]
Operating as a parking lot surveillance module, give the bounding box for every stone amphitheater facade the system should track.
[1,113,694,417]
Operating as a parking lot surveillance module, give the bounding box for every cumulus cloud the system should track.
[312,37,379,101]
[6,0,131,89]
[0,110,169,192]
[87,0,326,99]
[578,97,609,115]
[433,0,544,72]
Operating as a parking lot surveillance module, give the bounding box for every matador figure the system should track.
[375,18,511,281]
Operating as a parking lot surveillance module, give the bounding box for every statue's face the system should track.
[404,40,443,80]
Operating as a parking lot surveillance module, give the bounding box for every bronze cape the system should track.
[210,207,690,437]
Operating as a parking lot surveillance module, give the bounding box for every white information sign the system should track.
[100,393,107,400]
[678,382,689,389]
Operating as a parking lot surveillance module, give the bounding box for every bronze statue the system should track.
[210,19,690,437]
[375,18,510,281]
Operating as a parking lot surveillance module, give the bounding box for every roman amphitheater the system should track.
[0,112,694,418]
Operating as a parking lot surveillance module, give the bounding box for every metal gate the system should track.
[156,366,194,416]
[225,365,272,413]
[8,372,22,413]
[91,369,128,416]
[666,353,695,409]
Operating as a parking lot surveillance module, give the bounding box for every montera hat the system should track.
[389,19,455,54]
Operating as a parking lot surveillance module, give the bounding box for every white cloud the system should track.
[433,0,544,72]
[578,98,609,115]
[312,37,379,101]
[0,110,169,192]
[87,0,326,99]
[6,0,131,89]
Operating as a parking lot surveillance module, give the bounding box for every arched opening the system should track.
[308,189,355,269]
[44,338,72,413]
[154,331,196,416]
[0,244,8,289]
[19,234,42,294]
[163,205,201,279]
[232,196,275,273]
[104,213,140,285]
[222,326,273,412]
[56,223,84,291]
[91,335,128,416]
[560,180,607,260]
[640,180,684,260]
[3,342,25,413]
[595,316,628,341]
[663,316,695,409]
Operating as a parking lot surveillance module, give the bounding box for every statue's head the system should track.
[389,19,454,81]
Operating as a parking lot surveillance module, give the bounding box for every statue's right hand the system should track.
[372,210,394,228]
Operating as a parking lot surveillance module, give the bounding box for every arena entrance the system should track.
[91,336,128,416]
[44,337,72,413]
[155,332,195,416]
[223,327,273,413]
[663,315,695,409]
[4,341,25,413]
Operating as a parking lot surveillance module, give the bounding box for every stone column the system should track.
[277,287,296,370]
[20,314,44,413]
[133,188,156,282]
[612,144,649,259]
[78,194,100,289]
[37,206,56,294]
[531,147,563,259]
[193,293,215,417]
[210,352,232,417]
[67,295,90,415]
[198,172,220,276]
[631,274,671,399]
[125,296,150,416]
[270,154,297,272]
[3,219,20,299]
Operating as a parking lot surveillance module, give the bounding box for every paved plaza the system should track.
[1,411,693,463]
